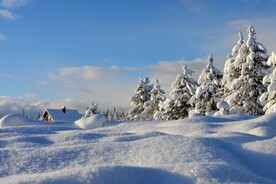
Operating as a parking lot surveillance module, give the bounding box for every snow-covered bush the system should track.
[190,55,223,116]
[260,51,276,114]
[128,77,153,120]
[225,25,269,115]
[137,79,166,120]
[159,64,197,120]
[214,101,230,116]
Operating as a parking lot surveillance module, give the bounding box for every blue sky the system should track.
[1,0,276,115]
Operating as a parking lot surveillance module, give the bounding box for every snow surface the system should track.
[0,114,276,183]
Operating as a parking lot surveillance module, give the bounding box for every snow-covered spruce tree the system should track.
[83,101,99,117]
[221,32,245,97]
[103,107,127,121]
[137,79,166,120]
[225,25,269,115]
[128,77,153,120]
[260,51,276,114]
[190,55,223,116]
[159,64,197,120]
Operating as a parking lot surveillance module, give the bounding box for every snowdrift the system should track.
[0,114,42,127]
[74,114,106,129]
[0,114,276,183]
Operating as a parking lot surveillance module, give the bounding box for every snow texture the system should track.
[0,114,276,184]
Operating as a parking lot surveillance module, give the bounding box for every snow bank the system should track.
[74,114,106,129]
[0,114,276,183]
[0,114,39,127]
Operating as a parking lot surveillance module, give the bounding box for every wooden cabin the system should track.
[42,106,81,123]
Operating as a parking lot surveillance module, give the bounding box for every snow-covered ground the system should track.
[0,114,276,184]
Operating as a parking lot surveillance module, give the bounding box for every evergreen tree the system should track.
[128,77,153,120]
[137,79,166,120]
[260,51,276,114]
[225,25,269,115]
[190,55,223,116]
[83,101,99,117]
[221,32,245,97]
[103,107,127,121]
[159,64,197,120]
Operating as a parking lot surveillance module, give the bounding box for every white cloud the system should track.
[49,65,140,81]
[0,9,17,20]
[0,0,31,9]
[0,32,6,40]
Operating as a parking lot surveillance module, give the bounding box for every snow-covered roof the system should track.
[44,109,81,123]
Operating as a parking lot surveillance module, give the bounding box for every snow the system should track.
[217,101,229,110]
[0,114,41,127]
[75,114,106,129]
[0,114,276,183]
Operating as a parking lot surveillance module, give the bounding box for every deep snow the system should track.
[0,114,276,184]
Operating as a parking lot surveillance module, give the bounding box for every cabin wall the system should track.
[43,113,54,123]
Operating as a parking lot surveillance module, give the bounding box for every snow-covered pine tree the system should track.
[83,101,99,117]
[128,77,153,120]
[137,79,166,120]
[159,64,197,120]
[225,25,269,115]
[221,32,245,97]
[190,55,223,116]
[260,51,276,114]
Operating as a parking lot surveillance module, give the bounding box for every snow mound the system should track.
[0,114,34,127]
[75,114,106,129]
[247,127,276,138]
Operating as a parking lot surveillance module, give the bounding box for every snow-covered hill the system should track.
[0,114,276,184]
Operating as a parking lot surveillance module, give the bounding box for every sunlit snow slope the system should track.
[0,114,276,184]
